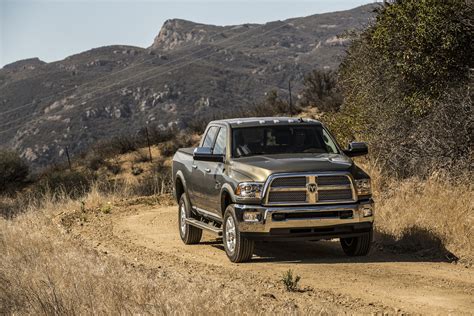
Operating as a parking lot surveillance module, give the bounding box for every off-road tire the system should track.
[340,230,372,256]
[223,206,255,263]
[178,194,202,244]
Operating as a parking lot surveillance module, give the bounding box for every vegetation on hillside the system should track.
[325,0,472,178]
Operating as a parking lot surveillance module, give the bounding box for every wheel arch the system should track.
[220,183,236,216]
[174,171,188,203]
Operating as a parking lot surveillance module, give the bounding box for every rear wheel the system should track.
[178,194,202,244]
[340,230,372,256]
[223,206,254,263]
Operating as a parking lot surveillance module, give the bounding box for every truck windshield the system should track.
[232,125,339,158]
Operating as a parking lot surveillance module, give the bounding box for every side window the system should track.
[202,126,219,148]
[213,127,227,155]
[322,128,338,154]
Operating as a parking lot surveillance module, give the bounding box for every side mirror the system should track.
[193,147,225,163]
[343,142,368,157]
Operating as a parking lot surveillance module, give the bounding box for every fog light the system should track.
[243,211,260,222]
[361,206,373,217]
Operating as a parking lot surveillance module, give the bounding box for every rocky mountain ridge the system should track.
[0,4,377,168]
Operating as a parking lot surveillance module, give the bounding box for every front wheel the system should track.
[340,230,372,256]
[178,194,202,244]
[223,206,254,263]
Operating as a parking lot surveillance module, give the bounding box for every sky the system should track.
[1,0,373,67]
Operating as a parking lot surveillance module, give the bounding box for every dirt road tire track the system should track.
[67,202,474,314]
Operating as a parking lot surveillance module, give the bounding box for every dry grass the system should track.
[1,161,472,314]
[365,163,473,261]
[0,190,309,315]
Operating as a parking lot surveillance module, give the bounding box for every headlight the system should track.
[355,179,371,196]
[235,182,263,199]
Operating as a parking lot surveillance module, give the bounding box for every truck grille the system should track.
[265,174,355,205]
[268,191,307,203]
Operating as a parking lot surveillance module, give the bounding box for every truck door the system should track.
[206,127,227,214]
[191,126,219,210]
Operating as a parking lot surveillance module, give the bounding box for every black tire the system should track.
[178,194,202,244]
[223,206,255,263]
[340,230,372,256]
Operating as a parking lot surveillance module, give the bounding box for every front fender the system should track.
[220,183,237,203]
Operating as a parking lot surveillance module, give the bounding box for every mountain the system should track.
[0,4,377,168]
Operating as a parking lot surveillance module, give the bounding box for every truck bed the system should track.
[177,147,195,156]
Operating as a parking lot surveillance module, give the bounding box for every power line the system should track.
[0,21,312,134]
[0,20,299,135]
[0,22,268,117]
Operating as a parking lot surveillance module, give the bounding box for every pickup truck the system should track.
[172,117,374,262]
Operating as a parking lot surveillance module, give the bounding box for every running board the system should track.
[185,218,222,236]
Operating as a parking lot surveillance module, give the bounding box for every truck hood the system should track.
[229,153,353,182]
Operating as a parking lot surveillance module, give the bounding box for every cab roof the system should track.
[209,117,322,128]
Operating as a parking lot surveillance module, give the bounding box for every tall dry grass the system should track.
[365,163,473,261]
[0,189,311,315]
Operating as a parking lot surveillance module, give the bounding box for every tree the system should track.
[332,0,472,177]
[299,69,343,113]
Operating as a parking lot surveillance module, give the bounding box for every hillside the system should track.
[0,4,376,168]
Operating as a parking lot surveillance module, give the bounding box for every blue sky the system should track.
[1,0,373,67]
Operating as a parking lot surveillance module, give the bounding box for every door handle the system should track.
[192,164,197,169]
[205,168,211,173]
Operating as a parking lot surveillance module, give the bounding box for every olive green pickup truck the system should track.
[172,117,374,262]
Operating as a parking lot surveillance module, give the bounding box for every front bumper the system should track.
[233,199,374,240]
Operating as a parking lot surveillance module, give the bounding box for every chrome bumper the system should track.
[234,200,374,234]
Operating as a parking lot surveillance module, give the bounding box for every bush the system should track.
[85,152,106,171]
[299,69,343,112]
[106,160,122,175]
[0,150,29,194]
[88,135,138,160]
[132,165,172,196]
[142,126,176,146]
[245,90,298,117]
[159,133,195,157]
[33,169,94,199]
[335,0,472,178]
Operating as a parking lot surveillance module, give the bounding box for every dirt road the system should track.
[68,201,474,314]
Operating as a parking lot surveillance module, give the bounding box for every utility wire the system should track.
[0,20,296,134]
[0,22,266,116]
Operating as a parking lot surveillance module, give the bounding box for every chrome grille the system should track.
[265,174,355,205]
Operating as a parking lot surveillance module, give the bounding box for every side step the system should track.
[185,218,222,236]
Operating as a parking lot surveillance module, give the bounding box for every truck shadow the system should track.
[212,226,456,264]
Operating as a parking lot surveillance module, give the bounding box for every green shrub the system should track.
[280,269,301,292]
[0,150,29,193]
[336,0,472,178]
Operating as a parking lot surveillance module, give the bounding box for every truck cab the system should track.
[173,117,374,262]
